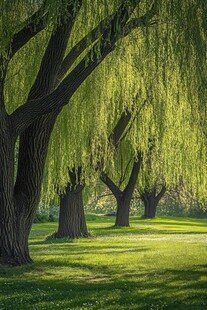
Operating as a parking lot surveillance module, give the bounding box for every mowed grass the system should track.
[0,216,207,310]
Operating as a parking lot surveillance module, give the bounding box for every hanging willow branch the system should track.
[10,0,157,137]
[9,1,47,57]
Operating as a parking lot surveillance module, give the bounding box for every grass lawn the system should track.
[0,215,207,309]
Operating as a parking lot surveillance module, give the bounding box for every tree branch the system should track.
[9,2,47,57]
[57,16,110,81]
[57,0,144,81]
[100,172,122,199]
[124,153,142,195]
[123,1,158,37]
[155,184,166,203]
[10,0,157,135]
[108,110,132,148]
[28,1,82,100]
[119,99,147,144]
[118,157,133,187]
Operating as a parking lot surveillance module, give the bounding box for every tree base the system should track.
[141,215,155,219]
[47,231,91,240]
[0,254,33,267]
[114,223,130,227]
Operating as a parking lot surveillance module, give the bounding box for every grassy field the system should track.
[0,215,207,309]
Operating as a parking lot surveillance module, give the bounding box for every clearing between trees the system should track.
[0,216,206,310]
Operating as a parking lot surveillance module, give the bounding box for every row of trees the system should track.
[0,0,207,266]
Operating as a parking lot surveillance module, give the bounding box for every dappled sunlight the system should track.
[0,216,207,309]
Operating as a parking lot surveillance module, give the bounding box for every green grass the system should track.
[0,216,207,309]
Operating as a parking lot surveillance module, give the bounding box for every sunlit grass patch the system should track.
[0,216,207,309]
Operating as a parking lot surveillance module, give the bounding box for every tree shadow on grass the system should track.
[0,264,206,310]
[90,224,207,237]
[139,220,207,228]
[29,239,150,259]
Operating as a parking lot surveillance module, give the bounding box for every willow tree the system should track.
[52,108,133,238]
[139,140,166,219]
[44,0,207,232]
[0,0,157,265]
[140,185,166,218]
[101,149,142,227]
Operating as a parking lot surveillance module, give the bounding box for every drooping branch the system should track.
[57,16,111,81]
[10,40,114,135]
[57,0,157,82]
[9,2,47,57]
[10,0,157,136]
[9,1,83,59]
[57,0,137,81]
[124,1,158,37]
[124,153,142,195]
[119,100,147,144]
[100,172,122,199]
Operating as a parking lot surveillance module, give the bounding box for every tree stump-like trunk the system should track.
[54,177,89,239]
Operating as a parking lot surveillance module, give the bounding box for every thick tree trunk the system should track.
[115,194,131,226]
[4,18,75,265]
[54,167,89,239]
[55,184,89,238]
[2,202,34,265]
[0,113,32,265]
[141,186,166,219]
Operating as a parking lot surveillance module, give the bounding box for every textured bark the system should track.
[141,186,166,219]
[0,112,31,265]
[55,184,89,239]
[54,167,89,238]
[0,11,76,266]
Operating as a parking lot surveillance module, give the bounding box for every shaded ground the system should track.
[0,216,207,309]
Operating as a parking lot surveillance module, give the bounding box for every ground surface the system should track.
[0,216,207,309]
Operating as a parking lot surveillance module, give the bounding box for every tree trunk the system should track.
[0,113,32,265]
[142,195,158,218]
[115,194,131,226]
[3,18,74,265]
[141,185,166,219]
[101,158,141,227]
[55,184,89,238]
